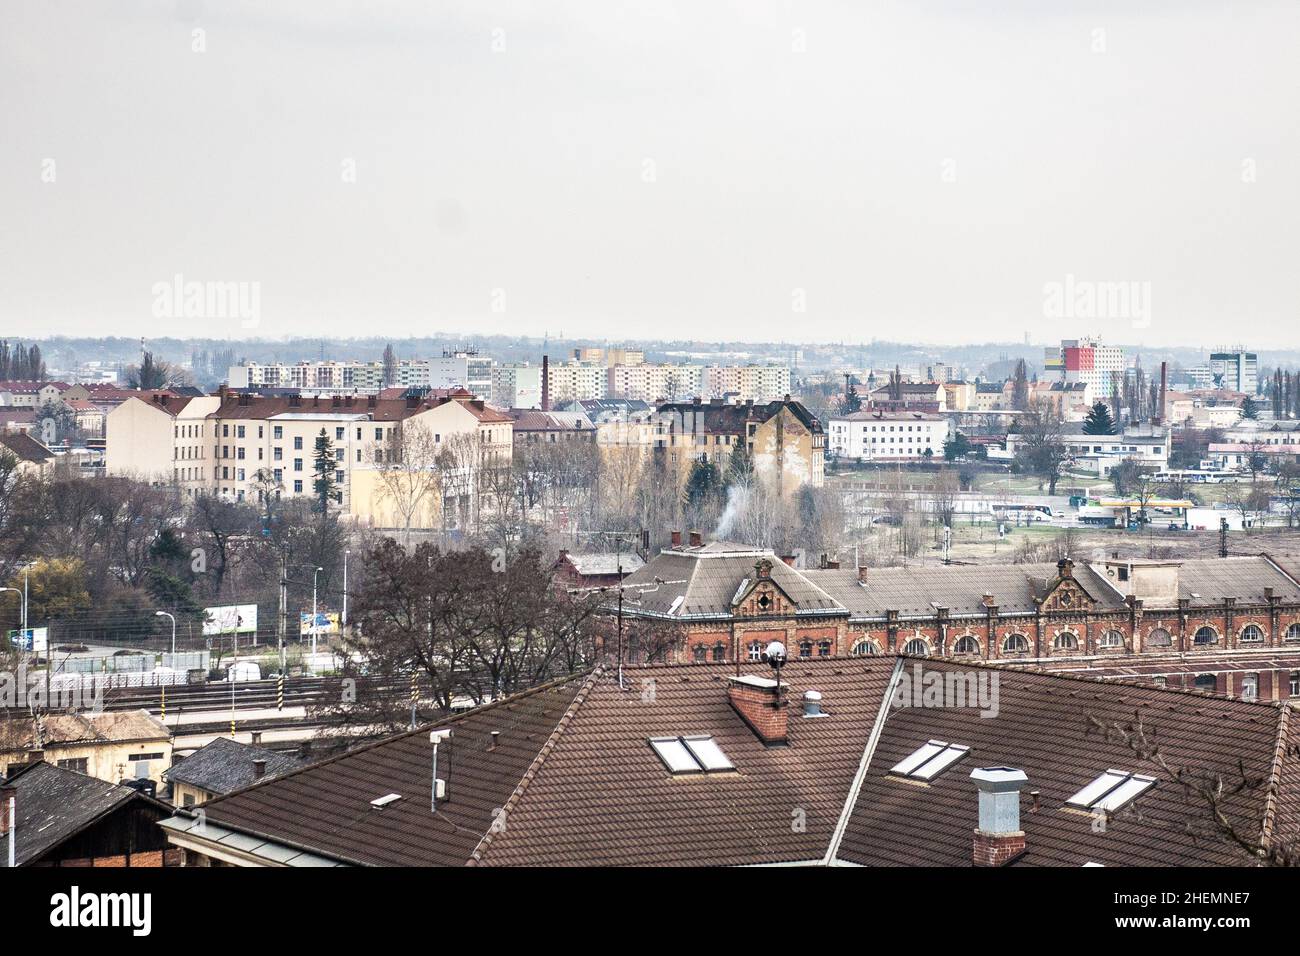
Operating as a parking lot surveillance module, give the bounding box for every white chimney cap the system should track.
[970,767,1028,790]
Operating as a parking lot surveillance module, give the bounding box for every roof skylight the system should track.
[889,740,970,781]
[1066,770,1157,812]
[650,736,735,774]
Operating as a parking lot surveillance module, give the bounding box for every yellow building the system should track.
[0,710,172,788]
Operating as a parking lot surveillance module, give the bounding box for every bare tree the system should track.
[367,421,445,546]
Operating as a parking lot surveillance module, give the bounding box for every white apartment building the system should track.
[1208,350,1258,394]
[1059,338,1125,400]
[700,364,791,402]
[545,361,607,405]
[491,363,544,409]
[606,363,703,403]
[827,411,949,461]
[227,352,493,398]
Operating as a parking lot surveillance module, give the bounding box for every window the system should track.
[1002,633,1029,654]
[293,458,303,472]
[817,640,831,657]
[1053,632,1079,650]
[1291,672,1299,697]
[851,640,878,656]
[273,426,282,439]
[747,641,762,662]
[1241,674,1259,701]
[1066,770,1157,813]
[649,735,734,774]
[1194,626,1218,645]
[903,638,928,656]
[293,480,303,493]
[712,642,726,663]
[335,427,345,440]
[1100,630,1124,648]
[1194,674,1217,694]
[294,436,303,450]
[1147,627,1172,647]
[890,740,970,781]
[1240,624,1265,644]
[798,640,813,658]
[693,644,708,663]
[57,757,88,773]
[1287,624,1300,643]
[953,635,979,656]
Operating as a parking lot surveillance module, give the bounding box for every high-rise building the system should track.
[1208,350,1258,394]
[1058,338,1124,399]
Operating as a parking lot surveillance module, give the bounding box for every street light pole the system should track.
[342,550,349,634]
[154,610,176,656]
[311,566,323,662]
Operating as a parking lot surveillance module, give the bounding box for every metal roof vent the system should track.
[802,690,827,718]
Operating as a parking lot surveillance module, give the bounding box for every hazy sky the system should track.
[2,1,1297,348]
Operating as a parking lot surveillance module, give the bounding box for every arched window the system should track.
[953,635,979,656]
[1147,627,1172,647]
[1240,624,1265,643]
[1002,633,1029,654]
[1194,674,1217,694]
[1100,630,1124,648]
[851,640,878,656]
[712,642,727,662]
[1194,626,1218,645]
[1053,632,1079,651]
[1287,624,1300,643]
[798,640,813,658]
[693,644,708,663]
[816,640,832,657]
[903,638,928,656]
[747,641,763,661]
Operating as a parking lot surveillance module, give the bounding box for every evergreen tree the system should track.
[382,343,398,387]
[1241,395,1260,420]
[684,457,723,509]
[842,384,862,414]
[1011,359,1029,411]
[1082,401,1117,435]
[312,428,337,512]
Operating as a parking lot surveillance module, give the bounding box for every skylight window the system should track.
[650,735,734,774]
[889,740,970,781]
[1066,770,1157,812]
[370,793,403,809]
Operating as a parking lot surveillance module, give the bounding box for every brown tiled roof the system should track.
[186,675,586,866]
[0,432,54,463]
[475,657,1296,867]
[0,709,169,752]
[656,398,823,436]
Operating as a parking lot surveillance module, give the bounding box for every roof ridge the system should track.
[192,671,589,812]
[1259,703,1290,853]
[467,666,604,866]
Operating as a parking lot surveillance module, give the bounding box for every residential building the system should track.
[490,363,543,409]
[228,353,493,398]
[0,432,55,476]
[0,710,172,788]
[165,737,303,808]
[553,550,645,593]
[508,410,596,445]
[606,362,703,403]
[655,397,824,493]
[157,647,1300,867]
[1004,421,1170,476]
[827,410,948,461]
[1,760,176,868]
[544,360,607,405]
[1057,337,1125,399]
[1209,350,1258,395]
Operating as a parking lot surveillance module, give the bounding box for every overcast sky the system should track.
[2,1,1297,349]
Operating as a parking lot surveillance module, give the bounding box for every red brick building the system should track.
[616,541,1300,701]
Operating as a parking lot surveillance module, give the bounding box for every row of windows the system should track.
[850,623,1300,657]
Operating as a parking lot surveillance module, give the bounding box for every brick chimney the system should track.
[670,530,682,548]
[981,592,995,607]
[541,355,550,412]
[252,759,266,780]
[858,565,869,583]
[728,675,788,745]
[780,553,797,567]
[688,530,702,547]
[970,767,1028,866]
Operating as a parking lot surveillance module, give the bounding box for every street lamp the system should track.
[311,566,324,661]
[155,610,176,656]
[342,550,350,634]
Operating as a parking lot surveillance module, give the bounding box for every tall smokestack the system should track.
[1157,361,1168,425]
[541,354,550,412]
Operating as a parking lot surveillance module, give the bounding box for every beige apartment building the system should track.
[0,710,172,787]
[107,390,512,521]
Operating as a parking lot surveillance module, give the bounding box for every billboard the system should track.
[300,611,340,636]
[8,627,48,653]
[203,604,259,636]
